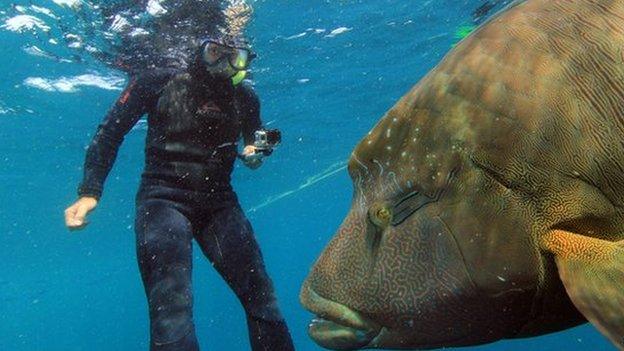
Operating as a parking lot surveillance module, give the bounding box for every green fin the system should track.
[450,24,477,48]
[454,24,477,40]
[541,230,624,349]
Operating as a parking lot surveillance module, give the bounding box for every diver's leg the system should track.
[135,196,199,351]
[194,202,295,351]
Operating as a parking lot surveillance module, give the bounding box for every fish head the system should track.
[301,92,543,349]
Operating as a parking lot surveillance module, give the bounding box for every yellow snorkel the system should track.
[231,54,248,85]
[231,70,247,85]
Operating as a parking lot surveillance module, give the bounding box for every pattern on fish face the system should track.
[304,0,624,348]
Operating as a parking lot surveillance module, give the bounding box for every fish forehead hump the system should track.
[353,0,624,210]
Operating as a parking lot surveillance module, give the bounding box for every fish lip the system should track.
[300,282,382,349]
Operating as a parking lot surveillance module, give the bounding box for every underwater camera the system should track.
[253,129,281,156]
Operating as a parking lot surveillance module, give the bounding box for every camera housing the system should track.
[253,129,281,155]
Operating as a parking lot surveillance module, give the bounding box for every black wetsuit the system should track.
[78,68,295,351]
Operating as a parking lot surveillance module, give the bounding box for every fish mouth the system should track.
[300,282,382,350]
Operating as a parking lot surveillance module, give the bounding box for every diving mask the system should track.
[200,39,256,71]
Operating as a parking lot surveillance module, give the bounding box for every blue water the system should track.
[0,1,616,350]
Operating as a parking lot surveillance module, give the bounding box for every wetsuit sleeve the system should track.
[77,72,166,199]
[239,85,262,146]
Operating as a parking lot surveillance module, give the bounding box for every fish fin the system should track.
[540,229,624,349]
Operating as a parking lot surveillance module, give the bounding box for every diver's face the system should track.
[200,40,252,80]
[203,58,237,79]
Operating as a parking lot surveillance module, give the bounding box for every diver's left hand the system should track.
[242,145,263,169]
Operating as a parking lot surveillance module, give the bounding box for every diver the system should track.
[63,33,295,351]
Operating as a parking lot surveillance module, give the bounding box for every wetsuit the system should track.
[78,68,295,351]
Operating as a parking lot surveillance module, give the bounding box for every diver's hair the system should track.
[220,0,253,45]
[100,0,226,73]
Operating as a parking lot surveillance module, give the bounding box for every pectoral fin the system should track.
[541,229,624,349]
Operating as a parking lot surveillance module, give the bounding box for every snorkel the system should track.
[231,70,247,85]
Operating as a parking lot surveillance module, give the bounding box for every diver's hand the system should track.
[242,145,263,169]
[64,196,98,231]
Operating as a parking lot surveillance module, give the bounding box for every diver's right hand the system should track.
[64,196,98,231]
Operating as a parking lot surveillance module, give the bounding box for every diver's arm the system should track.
[77,76,150,199]
[239,85,264,169]
[240,86,262,146]
[66,70,171,230]
[65,76,147,230]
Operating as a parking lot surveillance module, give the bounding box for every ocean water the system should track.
[0,0,616,350]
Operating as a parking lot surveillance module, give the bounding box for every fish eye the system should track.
[368,203,393,228]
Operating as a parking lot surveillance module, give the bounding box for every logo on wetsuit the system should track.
[196,101,223,116]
